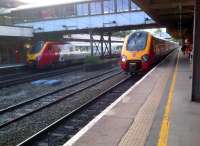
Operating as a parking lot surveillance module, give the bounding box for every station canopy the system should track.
[0,0,194,38]
[133,0,194,38]
[0,0,23,8]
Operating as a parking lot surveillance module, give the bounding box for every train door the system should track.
[49,45,55,64]
[149,38,155,65]
[40,43,56,67]
[49,44,60,64]
[40,44,51,66]
[154,38,160,62]
[59,44,69,62]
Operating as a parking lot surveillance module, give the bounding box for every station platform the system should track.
[0,64,25,69]
[63,49,200,146]
[0,64,25,71]
[0,64,26,74]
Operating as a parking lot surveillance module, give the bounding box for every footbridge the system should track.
[7,0,157,34]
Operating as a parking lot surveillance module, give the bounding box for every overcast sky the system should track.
[18,0,89,8]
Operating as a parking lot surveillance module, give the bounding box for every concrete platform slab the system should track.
[167,55,200,146]
[146,53,200,146]
[0,64,25,69]
[63,50,178,146]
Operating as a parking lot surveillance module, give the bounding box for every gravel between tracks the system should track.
[0,68,127,146]
[0,66,118,110]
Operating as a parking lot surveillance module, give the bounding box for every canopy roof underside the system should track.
[133,0,194,38]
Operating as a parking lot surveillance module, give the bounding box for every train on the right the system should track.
[120,31,178,74]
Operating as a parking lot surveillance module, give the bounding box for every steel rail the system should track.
[0,70,122,129]
[0,68,118,114]
[16,75,131,146]
[0,65,82,89]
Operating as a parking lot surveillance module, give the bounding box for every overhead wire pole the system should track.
[192,0,200,102]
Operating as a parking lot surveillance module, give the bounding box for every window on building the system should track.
[27,10,40,21]
[117,0,129,12]
[104,0,114,14]
[131,2,140,11]
[64,4,76,17]
[55,5,66,18]
[90,1,102,15]
[13,11,23,23]
[77,3,89,16]
[40,7,56,19]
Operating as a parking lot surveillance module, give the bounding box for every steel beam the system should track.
[192,0,200,102]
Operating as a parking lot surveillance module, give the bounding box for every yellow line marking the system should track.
[157,52,179,146]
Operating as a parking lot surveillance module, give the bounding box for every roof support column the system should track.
[108,32,112,57]
[100,33,104,58]
[192,0,200,101]
[90,32,94,56]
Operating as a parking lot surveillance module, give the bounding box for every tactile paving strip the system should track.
[118,64,173,146]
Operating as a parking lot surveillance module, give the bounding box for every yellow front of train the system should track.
[27,41,45,67]
[120,31,152,73]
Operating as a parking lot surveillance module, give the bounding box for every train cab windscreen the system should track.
[30,41,44,54]
[127,32,147,51]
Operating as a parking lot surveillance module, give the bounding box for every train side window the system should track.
[31,41,44,53]
[48,46,54,53]
[69,47,73,52]
[48,47,51,52]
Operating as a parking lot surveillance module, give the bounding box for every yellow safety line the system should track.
[157,52,179,146]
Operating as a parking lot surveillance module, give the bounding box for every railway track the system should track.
[0,65,83,89]
[0,65,26,75]
[0,71,31,82]
[0,69,122,129]
[16,73,142,146]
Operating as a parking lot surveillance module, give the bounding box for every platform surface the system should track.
[63,50,200,146]
[0,64,25,69]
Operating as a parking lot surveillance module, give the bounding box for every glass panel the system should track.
[16,11,25,23]
[104,0,114,14]
[127,32,147,51]
[29,10,40,21]
[30,41,44,54]
[131,2,140,10]
[90,1,102,15]
[117,0,129,12]
[77,3,89,16]
[40,8,56,19]
[64,4,76,17]
[55,5,66,18]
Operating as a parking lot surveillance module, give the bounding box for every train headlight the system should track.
[142,54,149,62]
[121,55,127,63]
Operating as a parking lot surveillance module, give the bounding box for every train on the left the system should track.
[27,41,122,69]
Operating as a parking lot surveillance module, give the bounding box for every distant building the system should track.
[7,0,141,24]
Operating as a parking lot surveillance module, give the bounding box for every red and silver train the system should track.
[27,41,122,69]
[120,31,178,73]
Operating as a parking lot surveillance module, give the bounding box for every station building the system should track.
[0,0,33,65]
[0,0,153,65]
[10,0,141,24]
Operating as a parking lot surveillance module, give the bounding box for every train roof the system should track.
[40,41,123,46]
[130,31,177,44]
